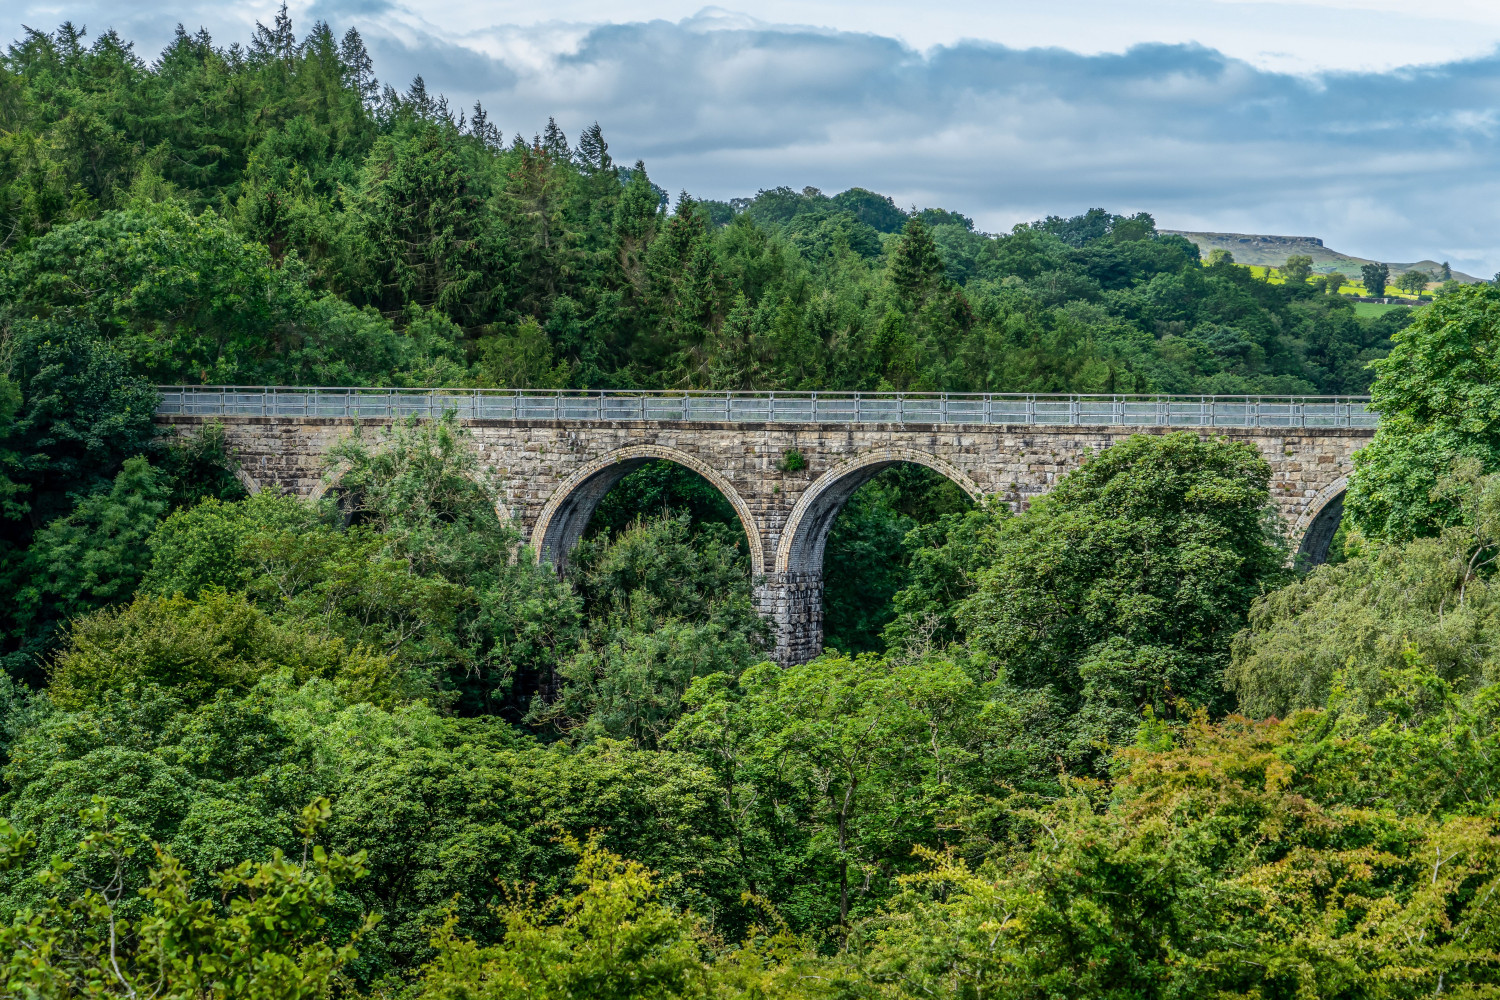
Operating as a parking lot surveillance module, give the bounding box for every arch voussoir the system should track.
[530,444,765,577]
[1293,475,1348,567]
[774,447,984,575]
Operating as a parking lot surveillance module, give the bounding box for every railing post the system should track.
[941,393,948,424]
[812,390,819,422]
[1069,396,1079,426]
[1027,395,1035,425]
[897,392,904,426]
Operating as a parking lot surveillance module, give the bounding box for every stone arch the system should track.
[306,462,349,503]
[232,466,261,496]
[775,448,985,577]
[530,445,764,576]
[1294,476,1347,567]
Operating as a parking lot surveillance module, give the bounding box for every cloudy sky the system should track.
[7,1,1500,275]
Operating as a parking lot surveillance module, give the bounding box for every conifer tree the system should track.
[576,121,612,170]
[250,2,297,64]
[404,75,434,118]
[340,27,377,103]
[542,117,571,160]
[469,102,502,147]
[888,216,946,308]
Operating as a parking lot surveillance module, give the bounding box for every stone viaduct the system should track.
[156,389,1376,664]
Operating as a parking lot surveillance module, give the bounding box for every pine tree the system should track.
[614,162,663,292]
[469,102,502,147]
[576,122,612,170]
[250,2,296,63]
[888,217,945,308]
[405,75,434,118]
[55,20,86,63]
[542,117,571,160]
[340,27,377,103]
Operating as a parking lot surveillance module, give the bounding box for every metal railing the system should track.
[155,387,1379,429]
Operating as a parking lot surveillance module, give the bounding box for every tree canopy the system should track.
[0,12,1488,1000]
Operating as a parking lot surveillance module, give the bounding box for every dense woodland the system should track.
[8,13,1500,1000]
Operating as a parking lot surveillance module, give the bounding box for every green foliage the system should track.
[157,422,250,510]
[414,838,829,1000]
[47,589,403,710]
[538,514,766,744]
[417,841,710,999]
[883,503,1007,652]
[668,649,1043,933]
[1231,462,1500,719]
[2,13,1490,996]
[1396,267,1432,296]
[142,490,313,598]
[0,320,158,528]
[855,712,1500,999]
[12,456,167,653]
[1347,283,1500,541]
[587,460,740,540]
[1362,260,1391,296]
[142,417,581,714]
[0,320,162,676]
[822,481,919,654]
[1282,253,1314,282]
[0,798,374,999]
[955,433,1288,761]
[817,464,978,655]
[0,204,460,384]
[0,18,1400,399]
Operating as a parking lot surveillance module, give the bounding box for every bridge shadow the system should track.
[819,463,976,654]
[1296,487,1346,570]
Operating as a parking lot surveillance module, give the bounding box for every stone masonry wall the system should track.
[159,415,1373,663]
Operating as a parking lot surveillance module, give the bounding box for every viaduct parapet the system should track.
[157,389,1375,664]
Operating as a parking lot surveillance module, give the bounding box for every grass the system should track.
[1245,264,1428,302]
[1354,301,1417,318]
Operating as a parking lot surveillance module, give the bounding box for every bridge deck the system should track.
[157,387,1378,430]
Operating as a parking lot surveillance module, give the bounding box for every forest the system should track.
[5,11,1500,999]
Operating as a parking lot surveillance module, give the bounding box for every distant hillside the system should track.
[1161,230,1482,283]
